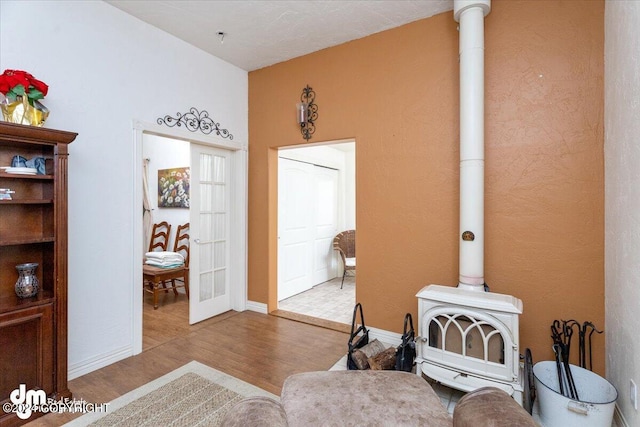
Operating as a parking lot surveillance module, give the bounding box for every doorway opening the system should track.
[276,140,355,329]
[142,134,190,351]
[133,121,247,356]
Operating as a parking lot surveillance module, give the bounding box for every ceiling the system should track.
[105,0,454,71]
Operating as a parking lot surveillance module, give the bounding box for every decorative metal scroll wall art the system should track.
[298,85,318,141]
[157,107,234,140]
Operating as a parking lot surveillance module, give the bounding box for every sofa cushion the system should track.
[452,387,536,427]
[220,396,288,427]
[281,370,452,427]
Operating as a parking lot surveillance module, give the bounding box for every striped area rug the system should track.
[65,361,277,426]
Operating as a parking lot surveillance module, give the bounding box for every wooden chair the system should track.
[143,223,190,309]
[148,221,171,252]
[147,221,172,293]
[169,223,190,290]
[333,230,355,289]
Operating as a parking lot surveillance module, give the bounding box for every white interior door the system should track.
[278,158,340,301]
[189,143,231,324]
[313,166,339,284]
[278,158,314,300]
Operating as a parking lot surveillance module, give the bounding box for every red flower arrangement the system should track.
[0,69,48,106]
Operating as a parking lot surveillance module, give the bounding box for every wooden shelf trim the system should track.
[0,172,54,180]
[0,237,55,246]
[0,122,76,145]
[0,199,53,205]
[0,290,55,314]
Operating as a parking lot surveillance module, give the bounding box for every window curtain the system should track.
[143,158,153,252]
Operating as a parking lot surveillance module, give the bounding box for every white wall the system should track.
[143,135,190,249]
[604,1,640,425]
[0,0,247,377]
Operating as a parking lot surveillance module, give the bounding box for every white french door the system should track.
[189,143,231,324]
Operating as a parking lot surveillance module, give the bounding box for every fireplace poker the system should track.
[551,320,579,399]
[551,320,563,347]
[552,343,566,397]
[568,320,587,369]
[562,321,574,361]
[565,320,603,370]
[585,321,603,371]
[563,319,581,362]
[562,347,579,400]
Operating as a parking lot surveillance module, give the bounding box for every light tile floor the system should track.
[278,275,355,325]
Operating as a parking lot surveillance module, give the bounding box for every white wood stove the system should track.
[416,285,523,404]
[416,0,524,405]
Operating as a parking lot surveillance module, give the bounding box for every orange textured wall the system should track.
[248,0,604,373]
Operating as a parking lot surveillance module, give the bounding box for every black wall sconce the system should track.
[297,85,318,141]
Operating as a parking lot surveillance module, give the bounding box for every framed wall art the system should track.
[158,167,190,208]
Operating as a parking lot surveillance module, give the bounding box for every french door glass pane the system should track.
[214,155,225,183]
[200,154,212,181]
[214,270,225,297]
[201,183,213,212]
[214,241,226,269]
[214,184,225,211]
[200,213,213,241]
[199,242,213,271]
[199,271,213,301]
[214,213,226,240]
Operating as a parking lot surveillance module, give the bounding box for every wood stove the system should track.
[416,0,524,405]
[416,285,523,404]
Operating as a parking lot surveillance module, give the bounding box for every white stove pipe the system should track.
[454,0,490,291]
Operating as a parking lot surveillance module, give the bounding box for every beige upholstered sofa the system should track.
[221,370,536,427]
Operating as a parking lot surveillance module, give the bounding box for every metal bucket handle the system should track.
[567,400,589,416]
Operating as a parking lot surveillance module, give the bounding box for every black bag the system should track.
[395,313,416,372]
[347,303,370,370]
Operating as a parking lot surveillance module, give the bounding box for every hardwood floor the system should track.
[26,294,348,426]
[142,289,205,351]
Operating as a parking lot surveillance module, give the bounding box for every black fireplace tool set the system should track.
[550,319,602,400]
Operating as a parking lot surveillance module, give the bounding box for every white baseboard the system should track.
[245,300,268,314]
[68,346,133,381]
[614,404,629,427]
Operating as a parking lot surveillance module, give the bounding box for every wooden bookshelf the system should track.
[0,122,77,426]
